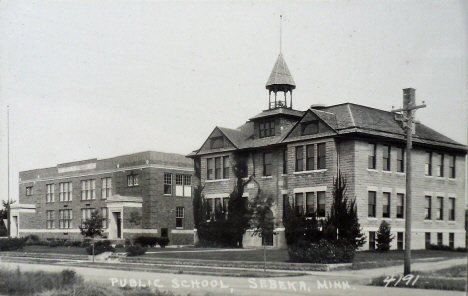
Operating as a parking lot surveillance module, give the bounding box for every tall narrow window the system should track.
[425,233,431,249]
[215,157,222,179]
[101,177,112,199]
[369,232,375,250]
[59,182,72,202]
[305,192,314,217]
[368,143,377,169]
[214,198,223,220]
[383,145,391,171]
[59,209,73,229]
[81,180,96,200]
[448,198,455,221]
[396,147,404,172]
[368,191,376,217]
[127,174,139,187]
[295,146,303,172]
[382,192,390,218]
[425,152,432,176]
[46,184,55,203]
[101,207,108,229]
[317,143,326,169]
[448,155,456,178]
[207,158,213,180]
[306,145,315,171]
[263,152,272,176]
[176,207,185,229]
[437,233,443,245]
[26,186,33,196]
[175,174,184,196]
[397,232,404,250]
[295,193,304,216]
[183,175,192,197]
[206,199,213,220]
[282,149,287,174]
[449,233,454,248]
[223,156,230,179]
[317,191,326,217]
[222,197,229,220]
[437,197,443,220]
[397,193,404,218]
[80,208,93,226]
[164,173,172,195]
[436,153,444,177]
[425,196,432,220]
[46,210,54,229]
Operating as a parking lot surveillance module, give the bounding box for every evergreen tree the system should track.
[376,220,394,252]
[283,195,322,246]
[323,172,366,249]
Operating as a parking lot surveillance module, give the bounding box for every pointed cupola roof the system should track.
[265,53,296,91]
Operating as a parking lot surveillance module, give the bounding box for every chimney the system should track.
[403,88,416,134]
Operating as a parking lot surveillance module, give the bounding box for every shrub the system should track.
[86,240,115,255]
[428,244,454,251]
[81,239,91,248]
[0,237,25,251]
[376,220,394,252]
[157,237,170,248]
[288,239,355,263]
[124,238,132,247]
[48,239,59,247]
[135,236,158,248]
[455,247,467,252]
[24,235,40,246]
[126,244,147,256]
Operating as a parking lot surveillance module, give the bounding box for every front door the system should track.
[115,212,122,239]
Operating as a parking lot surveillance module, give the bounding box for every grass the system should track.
[369,265,467,291]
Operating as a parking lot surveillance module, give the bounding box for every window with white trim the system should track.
[317,191,326,217]
[26,186,33,196]
[81,208,94,226]
[127,174,139,187]
[101,177,112,199]
[436,196,443,220]
[368,143,376,169]
[382,145,391,171]
[81,179,96,200]
[425,196,431,220]
[448,198,455,221]
[59,182,72,202]
[164,173,172,195]
[448,155,456,178]
[59,209,73,229]
[396,147,404,172]
[368,191,376,217]
[176,207,185,229]
[101,207,108,229]
[46,184,55,203]
[382,192,390,218]
[396,193,404,218]
[175,174,192,197]
[46,210,54,229]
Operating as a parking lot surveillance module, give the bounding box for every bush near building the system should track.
[0,238,25,251]
[376,220,394,252]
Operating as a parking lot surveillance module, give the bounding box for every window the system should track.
[317,143,326,169]
[437,197,443,220]
[223,156,230,179]
[397,232,404,250]
[183,175,191,197]
[206,199,213,220]
[306,145,314,171]
[383,145,391,171]
[81,208,94,226]
[259,120,275,138]
[448,198,455,221]
[263,152,272,176]
[436,153,444,177]
[211,137,224,149]
[176,207,185,229]
[317,191,326,217]
[382,192,390,218]
[448,155,456,178]
[26,186,33,196]
[46,184,55,203]
[305,192,314,217]
[215,157,222,179]
[282,149,287,174]
[223,197,229,220]
[425,196,432,220]
[59,209,73,229]
[301,121,319,136]
[396,147,404,172]
[59,182,72,202]
[164,173,172,195]
[207,158,213,180]
[425,232,431,249]
[262,233,274,246]
[214,198,223,220]
[368,191,376,217]
[101,207,108,229]
[368,143,376,169]
[425,152,432,176]
[295,193,303,216]
[161,228,168,238]
[449,233,454,248]
[396,193,404,218]
[46,210,54,229]
[81,180,96,200]
[295,146,303,172]
[369,232,375,250]
[101,177,112,199]
[437,233,443,246]
[127,174,139,187]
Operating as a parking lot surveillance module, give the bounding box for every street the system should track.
[0,261,465,296]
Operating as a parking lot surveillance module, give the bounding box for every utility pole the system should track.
[391,88,426,275]
[7,106,10,238]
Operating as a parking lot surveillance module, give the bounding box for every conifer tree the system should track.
[376,220,394,252]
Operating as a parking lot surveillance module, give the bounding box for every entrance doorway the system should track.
[110,212,122,239]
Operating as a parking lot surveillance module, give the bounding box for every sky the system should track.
[1,1,467,203]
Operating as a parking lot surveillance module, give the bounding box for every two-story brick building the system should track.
[189,53,467,249]
[14,151,194,245]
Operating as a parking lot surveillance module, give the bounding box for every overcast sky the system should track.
[1,1,467,203]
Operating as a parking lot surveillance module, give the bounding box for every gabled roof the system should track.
[265,54,296,89]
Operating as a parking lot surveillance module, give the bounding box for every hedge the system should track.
[0,237,25,251]
[288,239,356,263]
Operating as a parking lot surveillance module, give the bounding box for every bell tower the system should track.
[265,53,296,109]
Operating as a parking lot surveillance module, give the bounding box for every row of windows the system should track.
[425,152,456,178]
[45,178,112,203]
[206,197,229,221]
[258,119,319,139]
[424,196,456,221]
[368,191,405,218]
[294,192,326,217]
[368,144,405,172]
[369,231,405,250]
[164,173,192,197]
[46,208,109,229]
[207,156,230,180]
[369,232,456,250]
[295,143,326,172]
